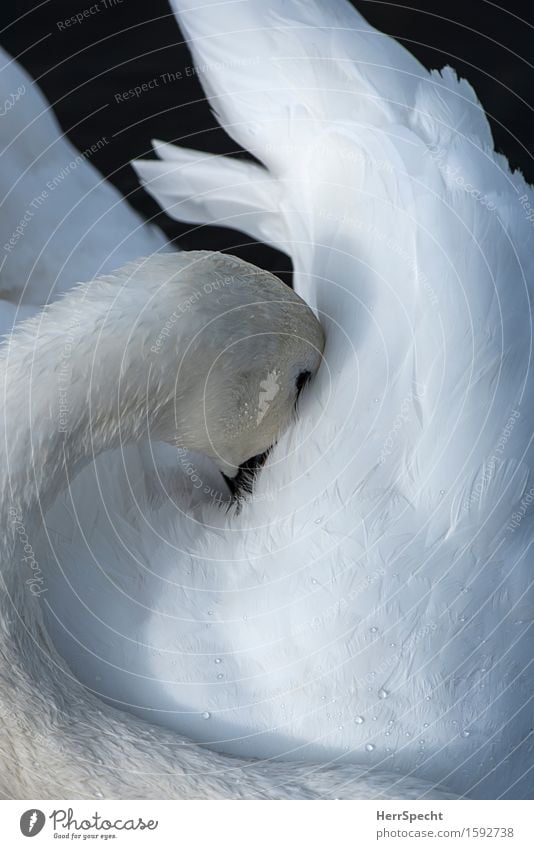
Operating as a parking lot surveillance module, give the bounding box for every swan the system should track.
[128,0,532,799]
[1,0,532,801]
[1,251,451,800]
[0,43,222,504]
[0,40,451,800]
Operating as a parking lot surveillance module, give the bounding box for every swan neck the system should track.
[0,287,180,538]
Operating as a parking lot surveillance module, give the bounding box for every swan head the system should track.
[141,252,324,478]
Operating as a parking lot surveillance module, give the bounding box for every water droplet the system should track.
[372,716,377,721]
[95,792,103,798]
[365,743,376,752]
[207,610,214,616]
[385,731,390,737]
[388,719,394,726]
[461,729,471,738]
[338,725,344,731]
[97,758,104,765]
[321,695,327,701]
[425,695,432,701]
[354,715,365,724]
[217,673,224,680]
[405,732,411,738]
[214,658,222,664]
[201,711,211,720]
[389,642,396,648]
[378,688,389,699]
[311,578,318,585]
[423,723,429,728]
[370,626,378,633]
[439,489,445,496]
[452,720,458,726]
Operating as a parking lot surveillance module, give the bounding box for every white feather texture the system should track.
[0,47,164,308]
[132,0,534,798]
[1,0,532,800]
[0,39,448,800]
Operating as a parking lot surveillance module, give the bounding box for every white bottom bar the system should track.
[1,799,532,847]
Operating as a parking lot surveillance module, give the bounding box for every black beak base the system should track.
[222,451,270,502]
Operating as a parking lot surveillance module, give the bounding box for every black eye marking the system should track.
[295,370,312,399]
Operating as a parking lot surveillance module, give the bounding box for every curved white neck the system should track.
[1,290,155,536]
[0,256,219,622]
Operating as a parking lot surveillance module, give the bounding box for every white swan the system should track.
[0,45,223,504]
[1,0,532,801]
[1,252,450,801]
[0,40,451,801]
[128,0,532,799]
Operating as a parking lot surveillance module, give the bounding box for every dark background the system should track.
[1,1,533,281]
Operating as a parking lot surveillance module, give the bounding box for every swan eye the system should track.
[295,370,312,399]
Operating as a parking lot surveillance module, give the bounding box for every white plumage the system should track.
[1,0,532,800]
[0,48,164,307]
